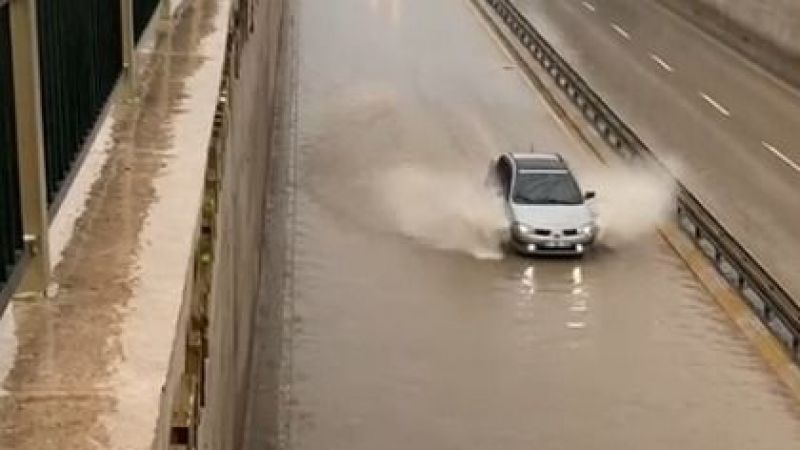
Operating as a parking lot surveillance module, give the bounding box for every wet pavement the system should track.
[269,0,800,448]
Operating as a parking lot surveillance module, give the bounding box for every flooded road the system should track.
[268,0,800,448]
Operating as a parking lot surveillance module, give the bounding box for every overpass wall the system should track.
[198,0,288,448]
[657,0,800,86]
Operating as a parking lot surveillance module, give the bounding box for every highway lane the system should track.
[259,0,800,448]
[512,0,800,303]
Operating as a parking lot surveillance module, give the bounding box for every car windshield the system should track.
[512,171,583,205]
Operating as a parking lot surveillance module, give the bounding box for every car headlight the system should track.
[513,222,533,235]
[580,224,596,235]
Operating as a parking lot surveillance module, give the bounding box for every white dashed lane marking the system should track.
[699,92,731,117]
[611,23,631,40]
[650,53,674,73]
[582,1,596,12]
[762,142,800,173]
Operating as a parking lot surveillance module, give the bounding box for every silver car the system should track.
[492,153,598,256]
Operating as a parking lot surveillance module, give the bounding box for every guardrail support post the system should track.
[120,0,136,96]
[9,0,50,297]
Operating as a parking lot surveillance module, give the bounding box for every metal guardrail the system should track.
[0,1,26,311]
[0,0,163,305]
[484,0,800,360]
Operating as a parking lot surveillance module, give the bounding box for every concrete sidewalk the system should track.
[0,0,230,448]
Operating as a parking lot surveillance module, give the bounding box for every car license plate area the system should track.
[544,240,573,249]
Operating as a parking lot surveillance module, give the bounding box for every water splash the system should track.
[372,164,507,260]
[583,165,675,247]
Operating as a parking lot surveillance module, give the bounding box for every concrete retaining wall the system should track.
[703,0,800,55]
[657,0,800,87]
[198,0,288,448]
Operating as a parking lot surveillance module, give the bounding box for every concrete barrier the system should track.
[656,0,800,87]
[196,0,288,448]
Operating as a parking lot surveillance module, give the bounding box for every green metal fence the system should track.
[0,2,25,307]
[134,0,161,42]
[36,0,123,203]
[1,0,163,304]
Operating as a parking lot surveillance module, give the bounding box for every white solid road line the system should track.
[582,1,596,12]
[650,53,674,73]
[762,141,800,173]
[699,92,731,117]
[611,23,631,40]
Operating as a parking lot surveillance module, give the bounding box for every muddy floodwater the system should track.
[251,0,800,448]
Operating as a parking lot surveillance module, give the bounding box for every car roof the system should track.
[508,153,568,171]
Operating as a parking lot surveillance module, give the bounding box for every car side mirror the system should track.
[584,191,596,200]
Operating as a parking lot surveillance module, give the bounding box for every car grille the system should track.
[563,229,579,237]
[534,229,552,236]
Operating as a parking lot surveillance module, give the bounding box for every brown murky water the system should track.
[277,0,800,449]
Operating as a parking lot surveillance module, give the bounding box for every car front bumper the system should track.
[510,229,596,256]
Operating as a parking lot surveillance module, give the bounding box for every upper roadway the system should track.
[512,0,800,303]
[242,0,800,448]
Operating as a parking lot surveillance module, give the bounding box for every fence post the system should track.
[160,0,171,20]
[120,0,136,95]
[8,0,50,297]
